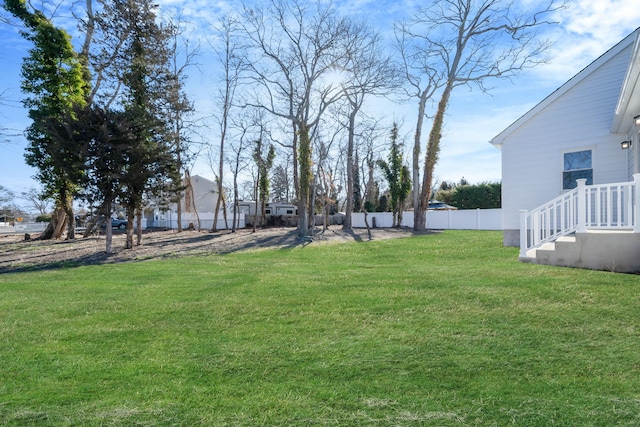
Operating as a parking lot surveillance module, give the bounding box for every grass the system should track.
[0,230,639,426]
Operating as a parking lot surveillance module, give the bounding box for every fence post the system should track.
[634,174,640,233]
[576,178,587,233]
[519,210,528,258]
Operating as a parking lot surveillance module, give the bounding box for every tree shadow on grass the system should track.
[0,227,332,274]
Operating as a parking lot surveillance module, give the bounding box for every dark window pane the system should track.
[564,150,592,170]
[563,169,593,189]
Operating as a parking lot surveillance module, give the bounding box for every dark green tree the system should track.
[377,124,411,227]
[100,0,180,249]
[4,0,90,240]
[450,181,501,209]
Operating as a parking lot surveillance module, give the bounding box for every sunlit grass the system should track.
[1,231,639,425]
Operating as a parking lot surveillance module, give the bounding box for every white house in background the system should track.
[180,174,219,214]
[490,28,640,272]
[147,175,244,230]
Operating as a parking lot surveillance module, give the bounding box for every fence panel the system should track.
[351,209,501,230]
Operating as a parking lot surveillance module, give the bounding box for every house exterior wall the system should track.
[183,175,218,213]
[501,43,632,246]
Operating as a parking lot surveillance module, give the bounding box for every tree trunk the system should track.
[297,124,312,237]
[41,206,67,240]
[105,199,113,254]
[298,197,309,236]
[232,171,239,232]
[308,178,316,234]
[413,91,428,230]
[212,178,222,232]
[61,192,75,240]
[415,84,453,231]
[125,209,135,249]
[343,110,356,231]
[83,201,107,238]
[213,130,225,231]
[363,211,372,240]
[222,194,229,230]
[135,207,142,246]
[176,189,183,232]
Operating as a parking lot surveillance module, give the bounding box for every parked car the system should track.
[111,218,127,229]
[428,200,457,210]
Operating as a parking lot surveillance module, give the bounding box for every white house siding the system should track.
[500,42,633,246]
[184,175,218,213]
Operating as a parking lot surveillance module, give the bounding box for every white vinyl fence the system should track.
[351,209,502,230]
[153,212,245,230]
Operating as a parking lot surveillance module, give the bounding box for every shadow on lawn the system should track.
[0,226,389,274]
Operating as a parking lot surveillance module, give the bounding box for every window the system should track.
[563,149,592,189]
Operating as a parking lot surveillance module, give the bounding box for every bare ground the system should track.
[0,226,422,273]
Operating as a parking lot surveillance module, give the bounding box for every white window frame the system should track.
[561,146,594,191]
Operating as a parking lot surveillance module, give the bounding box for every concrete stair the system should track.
[524,231,640,273]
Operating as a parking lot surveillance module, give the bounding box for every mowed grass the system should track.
[1,230,639,426]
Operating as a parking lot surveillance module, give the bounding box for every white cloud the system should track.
[535,0,640,82]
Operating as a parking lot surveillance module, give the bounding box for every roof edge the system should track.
[490,28,640,148]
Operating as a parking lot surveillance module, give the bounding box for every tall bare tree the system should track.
[226,107,261,232]
[165,16,197,232]
[398,0,561,231]
[210,16,243,232]
[240,0,349,237]
[394,23,443,229]
[339,21,399,231]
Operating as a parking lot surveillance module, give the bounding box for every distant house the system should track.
[490,28,640,272]
[147,175,245,230]
[181,175,219,214]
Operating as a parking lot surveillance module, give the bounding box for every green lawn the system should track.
[1,230,639,426]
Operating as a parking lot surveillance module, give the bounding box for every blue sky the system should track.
[1,0,640,206]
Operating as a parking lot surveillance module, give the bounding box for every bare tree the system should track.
[228,111,255,232]
[0,185,15,208]
[394,22,443,229]
[339,21,399,231]
[314,129,342,232]
[240,0,350,237]
[271,154,293,204]
[21,187,53,216]
[209,16,243,232]
[165,15,197,233]
[398,0,561,231]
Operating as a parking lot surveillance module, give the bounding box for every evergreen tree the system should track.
[101,0,180,248]
[377,123,411,227]
[4,0,90,239]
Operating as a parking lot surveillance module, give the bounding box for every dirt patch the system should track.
[0,226,423,273]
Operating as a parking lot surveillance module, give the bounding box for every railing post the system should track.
[520,209,528,258]
[576,178,587,232]
[634,174,640,233]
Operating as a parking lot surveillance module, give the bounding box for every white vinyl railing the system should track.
[520,174,640,257]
